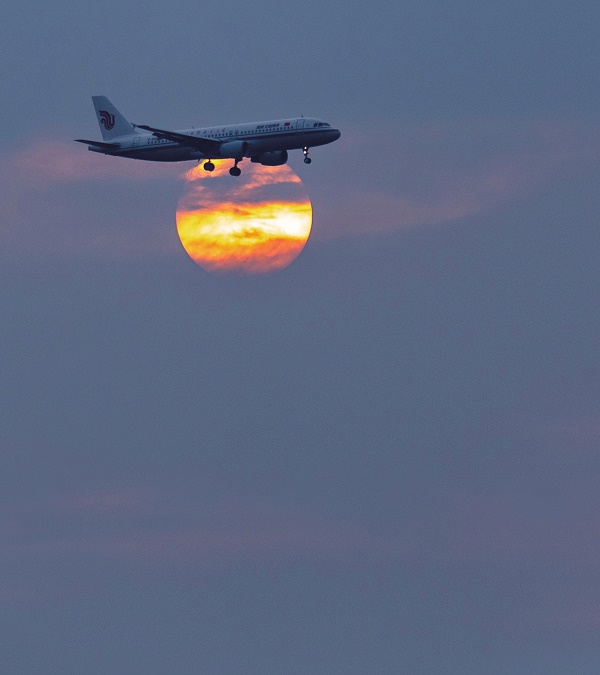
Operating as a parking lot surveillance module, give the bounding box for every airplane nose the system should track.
[330,129,341,141]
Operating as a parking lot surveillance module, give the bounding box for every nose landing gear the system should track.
[203,161,215,172]
[303,147,312,164]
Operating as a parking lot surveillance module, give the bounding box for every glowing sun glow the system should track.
[176,161,312,273]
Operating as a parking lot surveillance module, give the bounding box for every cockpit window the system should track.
[313,122,331,127]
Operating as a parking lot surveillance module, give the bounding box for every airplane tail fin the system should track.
[92,96,138,140]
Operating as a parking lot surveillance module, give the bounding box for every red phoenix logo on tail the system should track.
[99,110,115,130]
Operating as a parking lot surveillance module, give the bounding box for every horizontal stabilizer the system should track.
[74,139,119,150]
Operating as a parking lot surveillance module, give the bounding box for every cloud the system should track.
[0,138,185,258]
[426,490,600,571]
[0,488,396,579]
[5,138,182,185]
[4,476,599,573]
[183,160,302,190]
[315,118,600,238]
[545,415,600,443]
[58,487,151,514]
[3,475,600,633]
[545,605,600,634]
[3,119,599,258]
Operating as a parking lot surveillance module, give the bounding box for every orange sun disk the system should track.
[176,161,312,273]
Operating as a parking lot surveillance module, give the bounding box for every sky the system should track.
[2,1,600,672]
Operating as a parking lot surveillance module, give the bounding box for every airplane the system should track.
[75,96,341,176]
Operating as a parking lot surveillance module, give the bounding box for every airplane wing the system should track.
[74,138,120,149]
[135,124,222,154]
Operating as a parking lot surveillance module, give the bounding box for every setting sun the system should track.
[176,161,312,273]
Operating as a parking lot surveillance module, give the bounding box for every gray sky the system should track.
[2,1,600,672]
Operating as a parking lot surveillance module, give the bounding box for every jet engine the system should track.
[218,141,247,160]
[251,150,289,166]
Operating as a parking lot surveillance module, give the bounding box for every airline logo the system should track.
[99,110,116,130]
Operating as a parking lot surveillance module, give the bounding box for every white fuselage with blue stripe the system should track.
[121,118,339,162]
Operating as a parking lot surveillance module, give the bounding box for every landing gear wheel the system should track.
[304,157,312,164]
[204,161,215,172]
[229,166,241,177]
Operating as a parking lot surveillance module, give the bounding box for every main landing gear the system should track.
[202,159,242,176]
[202,160,242,176]
[303,147,312,164]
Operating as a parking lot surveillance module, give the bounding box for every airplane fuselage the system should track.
[92,117,339,162]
